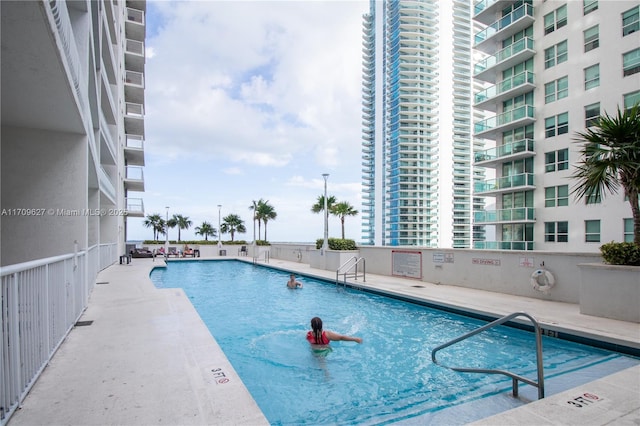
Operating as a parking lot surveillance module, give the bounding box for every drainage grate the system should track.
[75,320,94,327]
[411,285,425,288]
[96,281,109,285]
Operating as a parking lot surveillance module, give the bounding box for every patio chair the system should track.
[238,245,248,256]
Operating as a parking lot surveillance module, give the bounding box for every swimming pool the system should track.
[150,260,639,425]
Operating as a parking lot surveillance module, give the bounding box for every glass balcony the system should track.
[474,207,535,224]
[474,4,535,52]
[473,0,501,24]
[474,71,534,110]
[474,105,535,139]
[474,37,535,82]
[475,173,534,195]
[124,166,145,192]
[473,240,535,250]
[474,138,535,166]
[125,197,145,217]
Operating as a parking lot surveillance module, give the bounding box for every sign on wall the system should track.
[392,250,422,279]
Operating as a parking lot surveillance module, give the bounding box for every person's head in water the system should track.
[311,316,323,344]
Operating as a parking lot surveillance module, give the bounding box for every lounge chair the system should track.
[238,245,248,256]
[167,247,179,257]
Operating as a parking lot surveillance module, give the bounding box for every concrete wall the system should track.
[267,244,602,304]
[1,126,87,266]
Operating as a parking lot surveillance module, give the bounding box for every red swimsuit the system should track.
[306,330,330,345]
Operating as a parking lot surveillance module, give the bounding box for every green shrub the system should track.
[600,242,640,266]
[315,238,357,250]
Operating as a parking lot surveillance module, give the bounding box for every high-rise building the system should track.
[1,0,147,266]
[361,0,484,248]
[472,0,639,252]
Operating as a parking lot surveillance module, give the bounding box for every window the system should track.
[624,90,640,110]
[544,5,567,35]
[586,193,601,204]
[545,76,568,103]
[545,221,569,242]
[585,220,601,243]
[584,26,599,52]
[545,185,569,207]
[545,149,569,172]
[585,103,600,127]
[545,112,569,137]
[624,218,634,242]
[584,64,600,90]
[584,0,597,15]
[544,40,568,69]
[623,48,640,77]
[622,6,639,36]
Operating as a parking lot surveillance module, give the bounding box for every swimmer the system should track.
[287,274,303,289]
[306,317,362,348]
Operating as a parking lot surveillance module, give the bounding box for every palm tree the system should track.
[143,213,163,240]
[171,214,192,242]
[572,103,640,244]
[249,199,265,241]
[331,201,359,239]
[311,194,336,238]
[195,221,216,241]
[220,214,246,242]
[257,200,277,241]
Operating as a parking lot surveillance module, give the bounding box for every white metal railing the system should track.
[336,256,366,287]
[0,243,116,425]
[432,312,545,399]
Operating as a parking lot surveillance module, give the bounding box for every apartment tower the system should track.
[472,0,639,251]
[1,0,146,266]
[361,0,484,248]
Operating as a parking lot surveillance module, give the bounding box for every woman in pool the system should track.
[306,317,362,347]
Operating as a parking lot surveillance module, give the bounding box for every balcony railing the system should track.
[474,37,534,77]
[473,0,500,17]
[125,102,144,117]
[475,173,534,194]
[473,240,535,251]
[474,138,535,164]
[474,71,534,107]
[126,165,144,180]
[474,105,535,136]
[126,7,144,25]
[474,4,534,46]
[474,207,535,223]
[125,197,145,217]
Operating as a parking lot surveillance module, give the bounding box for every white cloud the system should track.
[127,0,368,243]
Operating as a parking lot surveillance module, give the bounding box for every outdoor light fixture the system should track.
[322,173,329,254]
[217,204,222,249]
[165,206,169,255]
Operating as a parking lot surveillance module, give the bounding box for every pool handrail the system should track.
[336,256,366,287]
[431,311,545,399]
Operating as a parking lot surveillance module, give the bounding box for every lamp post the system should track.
[322,173,329,254]
[217,204,222,250]
[165,206,169,256]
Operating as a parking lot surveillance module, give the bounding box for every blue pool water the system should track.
[150,260,638,425]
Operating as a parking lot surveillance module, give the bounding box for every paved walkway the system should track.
[7,257,640,425]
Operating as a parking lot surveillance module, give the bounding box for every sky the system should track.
[126,0,370,243]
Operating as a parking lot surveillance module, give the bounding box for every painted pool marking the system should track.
[211,367,230,384]
[566,392,602,408]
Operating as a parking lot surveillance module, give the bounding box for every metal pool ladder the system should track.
[335,256,366,287]
[431,311,545,399]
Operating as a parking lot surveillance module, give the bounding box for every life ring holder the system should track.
[530,268,555,294]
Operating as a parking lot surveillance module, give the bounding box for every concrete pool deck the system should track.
[7,256,639,426]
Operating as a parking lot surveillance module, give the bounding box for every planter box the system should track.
[578,263,640,323]
[310,250,360,272]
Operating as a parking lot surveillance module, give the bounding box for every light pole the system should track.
[322,173,329,254]
[217,204,222,250]
[165,206,169,256]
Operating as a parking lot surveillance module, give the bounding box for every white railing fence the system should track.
[0,243,116,425]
